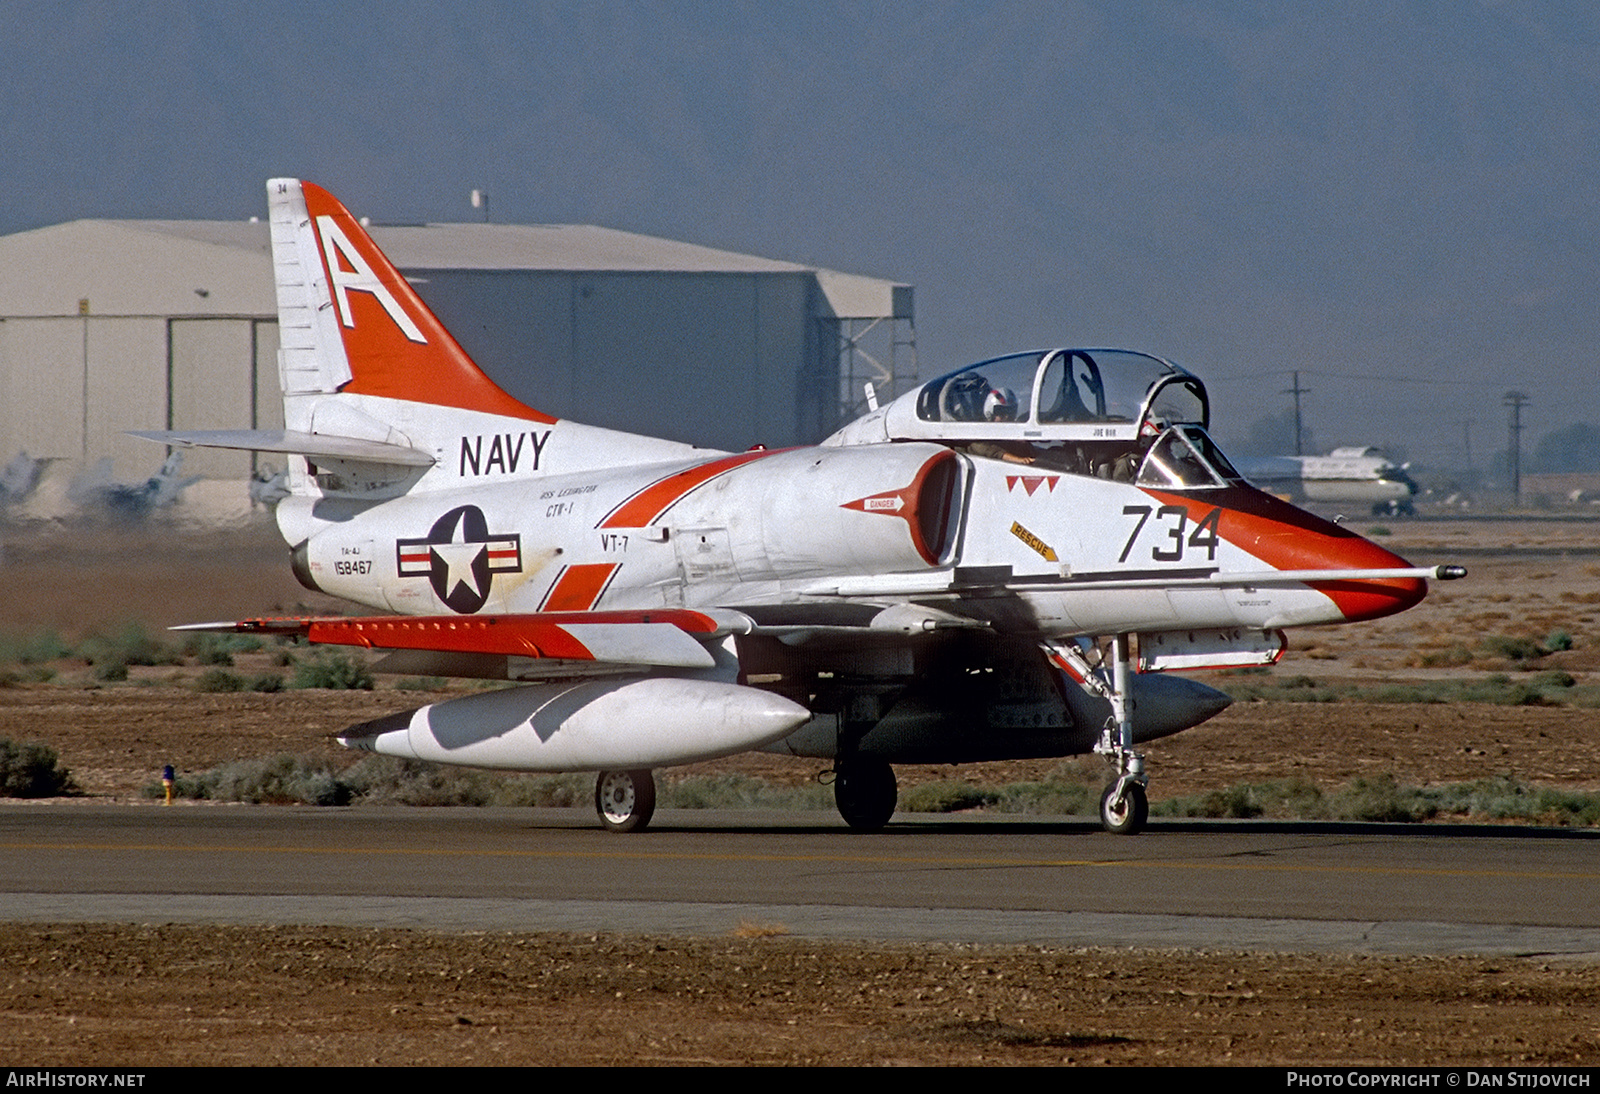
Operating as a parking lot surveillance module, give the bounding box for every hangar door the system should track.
[168,318,281,478]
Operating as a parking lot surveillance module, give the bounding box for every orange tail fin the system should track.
[271,178,553,424]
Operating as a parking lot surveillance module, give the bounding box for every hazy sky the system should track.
[6,1,1597,463]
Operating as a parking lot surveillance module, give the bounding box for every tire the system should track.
[595,769,656,833]
[1100,781,1148,836]
[834,757,897,832]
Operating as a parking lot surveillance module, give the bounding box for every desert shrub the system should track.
[340,756,595,807]
[181,632,264,666]
[982,766,1102,816]
[1419,644,1472,668]
[152,753,354,806]
[0,630,72,666]
[194,668,245,692]
[0,739,76,797]
[1327,775,1438,823]
[291,650,373,690]
[1154,777,1324,820]
[895,781,1000,814]
[661,773,832,811]
[83,622,181,667]
[1479,635,1544,661]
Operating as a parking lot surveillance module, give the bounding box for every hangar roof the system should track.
[0,219,911,321]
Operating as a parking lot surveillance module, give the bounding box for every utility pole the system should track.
[1503,391,1529,505]
[1282,370,1310,456]
[1455,419,1473,473]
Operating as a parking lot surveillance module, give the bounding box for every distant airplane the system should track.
[68,451,201,519]
[0,451,50,509]
[1238,447,1418,516]
[135,179,1463,835]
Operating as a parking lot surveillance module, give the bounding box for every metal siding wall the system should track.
[86,318,166,471]
[753,274,811,445]
[0,318,84,461]
[253,320,283,431]
[170,318,253,477]
[399,268,820,450]
[572,273,761,451]
[406,270,574,420]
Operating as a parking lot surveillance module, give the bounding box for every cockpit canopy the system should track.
[908,349,1207,441]
[826,348,1240,488]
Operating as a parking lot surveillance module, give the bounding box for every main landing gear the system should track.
[595,769,656,833]
[833,756,898,832]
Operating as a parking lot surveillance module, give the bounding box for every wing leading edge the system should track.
[176,608,755,673]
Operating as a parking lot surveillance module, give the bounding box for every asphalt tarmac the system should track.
[3,804,1597,958]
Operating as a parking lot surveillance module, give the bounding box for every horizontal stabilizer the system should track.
[129,430,436,467]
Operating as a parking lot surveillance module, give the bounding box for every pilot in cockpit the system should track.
[963,386,1037,464]
[982,387,1019,422]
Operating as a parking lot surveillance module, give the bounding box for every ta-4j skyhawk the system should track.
[139,180,1464,834]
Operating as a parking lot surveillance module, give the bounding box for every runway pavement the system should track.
[3,804,1598,958]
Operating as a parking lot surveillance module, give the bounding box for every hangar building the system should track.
[0,217,914,480]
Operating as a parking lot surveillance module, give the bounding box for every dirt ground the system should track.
[6,924,1597,1067]
[3,515,1600,1066]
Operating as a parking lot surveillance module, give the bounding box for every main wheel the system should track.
[595,769,656,833]
[1099,781,1148,836]
[834,757,897,832]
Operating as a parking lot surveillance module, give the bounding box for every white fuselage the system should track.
[287,431,1420,640]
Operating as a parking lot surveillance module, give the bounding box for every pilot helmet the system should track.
[983,387,1019,422]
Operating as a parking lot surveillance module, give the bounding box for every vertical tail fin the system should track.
[268,178,554,424]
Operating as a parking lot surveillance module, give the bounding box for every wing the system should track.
[176,608,755,679]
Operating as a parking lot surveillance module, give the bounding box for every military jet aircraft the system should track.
[1238,447,1419,516]
[138,180,1463,835]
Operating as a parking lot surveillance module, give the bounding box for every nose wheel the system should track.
[1046,633,1153,836]
[595,769,656,833]
[1099,780,1148,835]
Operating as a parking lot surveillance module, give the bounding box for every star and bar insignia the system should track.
[396,504,522,614]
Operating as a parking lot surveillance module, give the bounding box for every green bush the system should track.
[0,739,76,797]
[291,650,373,690]
[0,630,71,666]
[150,753,354,806]
[83,622,181,667]
[194,668,245,692]
[900,780,1003,814]
[340,756,597,807]
[1479,635,1544,661]
[181,632,264,666]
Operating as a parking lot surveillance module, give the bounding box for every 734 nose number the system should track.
[1119,505,1221,564]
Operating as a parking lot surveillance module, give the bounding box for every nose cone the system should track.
[1253,496,1427,622]
[1149,486,1428,624]
[1308,568,1427,623]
